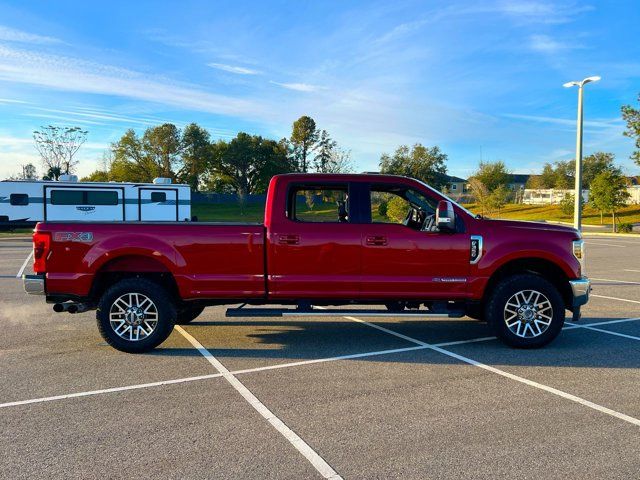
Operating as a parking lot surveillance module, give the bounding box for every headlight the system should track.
[572,239,585,274]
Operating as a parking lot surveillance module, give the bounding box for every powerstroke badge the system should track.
[54,232,94,243]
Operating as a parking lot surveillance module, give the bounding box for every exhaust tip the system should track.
[68,304,78,314]
[53,303,64,313]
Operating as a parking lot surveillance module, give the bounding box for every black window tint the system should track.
[10,194,29,206]
[51,190,118,205]
[289,185,349,223]
[151,192,167,203]
[86,191,118,205]
[51,190,84,205]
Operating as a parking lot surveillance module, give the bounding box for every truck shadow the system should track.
[151,316,640,369]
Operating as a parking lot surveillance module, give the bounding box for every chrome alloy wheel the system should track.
[109,292,159,342]
[503,289,553,338]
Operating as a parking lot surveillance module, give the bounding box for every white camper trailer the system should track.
[0,176,191,229]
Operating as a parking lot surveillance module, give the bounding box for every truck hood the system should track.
[480,218,580,236]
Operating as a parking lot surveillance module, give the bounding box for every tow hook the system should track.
[53,303,90,314]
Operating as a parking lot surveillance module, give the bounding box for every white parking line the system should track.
[345,316,640,427]
[624,269,640,273]
[585,242,626,247]
[0,337,494,410]
[591,277,640,285]
[0,317,634,412]
[15,251,33,278]
[567,321,640,341]
[174,326,343,480]
[592,294,640,305]
[0,372,223,408]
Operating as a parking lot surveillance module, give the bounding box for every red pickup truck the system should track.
[24,173,590,352]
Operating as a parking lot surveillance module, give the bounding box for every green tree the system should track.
[487,184,510,213]
[590,170,631,232]
[379,144,448,189]
[290,116,319,172]
[142,123,182,179]
[81,170,110,182]
[33,125,88,179]
[552,160,573,189]
[178,123,211,191]
[471,161,510,192]
[208,132,294,211]
[467,177,491,216]
[582,152,620,187]
[314,129,336,173]
[539,163,557,188]
[559,193,575,216]
[622,93,640,166]
[525,175,545,190]
[386,196,408,223]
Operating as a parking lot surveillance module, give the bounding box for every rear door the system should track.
[45,187,124,221]
[139,188,178,221]
[266,181,363,299]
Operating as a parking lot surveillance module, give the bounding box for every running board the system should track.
[225,305,465,318]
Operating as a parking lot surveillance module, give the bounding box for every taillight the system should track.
[33,232,51,274]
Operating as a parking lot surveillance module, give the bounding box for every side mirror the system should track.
[436,200,456,232]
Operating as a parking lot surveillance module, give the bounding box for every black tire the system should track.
[96,278,176,353]
[485,273,565,348]
[465,303,485,322]
[176,305,205,324]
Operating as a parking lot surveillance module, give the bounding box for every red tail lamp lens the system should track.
[33,232,51,273]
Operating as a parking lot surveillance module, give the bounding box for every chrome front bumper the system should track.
[23,274,45,295]
[569,277,591,308]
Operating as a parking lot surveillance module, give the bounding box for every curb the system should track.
[581,232,639,238]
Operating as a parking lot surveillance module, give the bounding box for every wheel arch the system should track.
[483,257,573,311]
[90,254,180,304]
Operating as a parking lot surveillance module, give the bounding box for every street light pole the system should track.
[563,76,601,231]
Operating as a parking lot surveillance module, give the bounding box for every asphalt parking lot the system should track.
[1,235,639,479]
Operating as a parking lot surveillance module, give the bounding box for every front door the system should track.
[267,182,362,300]
[360,183,470,300]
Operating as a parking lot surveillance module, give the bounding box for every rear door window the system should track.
[288,185,349,223]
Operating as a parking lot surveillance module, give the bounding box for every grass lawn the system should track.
[0,228,33,237]
[463,203,640,227]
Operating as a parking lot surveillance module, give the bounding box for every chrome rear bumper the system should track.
[23,274,45,295]
[569,277,590,308]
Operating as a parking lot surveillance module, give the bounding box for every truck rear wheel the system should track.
[176,305,205,324]
[485,274,564,348]
[96,278,176,353]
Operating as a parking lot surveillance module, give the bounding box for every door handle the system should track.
[278,234,300,245]
[366,235,388,246]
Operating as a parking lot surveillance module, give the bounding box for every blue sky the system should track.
[0,0,638,180]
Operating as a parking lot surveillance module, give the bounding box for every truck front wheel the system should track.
[96,278,176,353]
[486,274,564,348]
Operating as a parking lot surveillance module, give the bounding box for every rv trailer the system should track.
[0,176,191,230]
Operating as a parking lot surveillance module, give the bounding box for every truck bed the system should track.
[36,222,267,300]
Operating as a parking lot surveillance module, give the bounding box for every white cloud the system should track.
[528,34,580,54]
[270,81,324,92]
[207,62,261,75]
[497,1,593,24]
[0,44,268,119]
[0,25,62,44]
